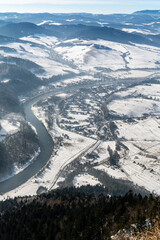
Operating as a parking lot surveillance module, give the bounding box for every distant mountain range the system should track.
[0,21,159,47]
[134,10,160,15]
[0,11,159,47]
[0,22,54,38]
[0,11,159,25]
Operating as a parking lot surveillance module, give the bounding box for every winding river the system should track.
[0,83,92,194]
[0,89,59,194]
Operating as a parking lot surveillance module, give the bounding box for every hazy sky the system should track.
[0,0,160,14]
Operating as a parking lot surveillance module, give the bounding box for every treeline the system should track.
[0,63,41,95]
[0,187,159,240]
[0,62,42,118]
[0,86,21,118]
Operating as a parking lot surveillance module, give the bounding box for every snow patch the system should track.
[73,173,101,187]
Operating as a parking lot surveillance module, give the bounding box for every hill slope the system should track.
[0,22,54,38]
[0,188,159,240]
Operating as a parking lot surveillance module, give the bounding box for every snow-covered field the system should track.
[92,138,160,195]
[55,43,125,71]
[119,140,160,195]
[116,117,160,141]
[53,75,96,88]
[21,35,59,47]
[108,83,160,118]
[0,113,23,142]
[106,69,157,80]
[99,115,159,194]
[54,39,160,73]
[122,28,155,35]
[115,84,160,100]
[95,165,127,180]
[73,173,101,187]
[1,35,160,84]
[0,39,76,78]
[108,98,160,117]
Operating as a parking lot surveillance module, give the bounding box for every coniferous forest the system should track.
[0,187,159,240]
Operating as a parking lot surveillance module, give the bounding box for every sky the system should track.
[0,0,160,14]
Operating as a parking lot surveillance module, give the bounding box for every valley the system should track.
[0,11,160,200]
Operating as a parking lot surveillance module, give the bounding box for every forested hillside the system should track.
[0,123,39,179]
[0,187,159,240]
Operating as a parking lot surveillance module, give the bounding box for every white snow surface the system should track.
[95,165,127,180]
[0,113,23,141]
[115,84,160,100]
[1,78,11,83]
[116,117,160,141]
[1,36,160,85]
[73,173,101,187]
[122,28,155,35]
[108,98,160,117]
[54,43,125,71]
[54,39,160,72]
[1,38,76,78]
[119,141,160,195]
